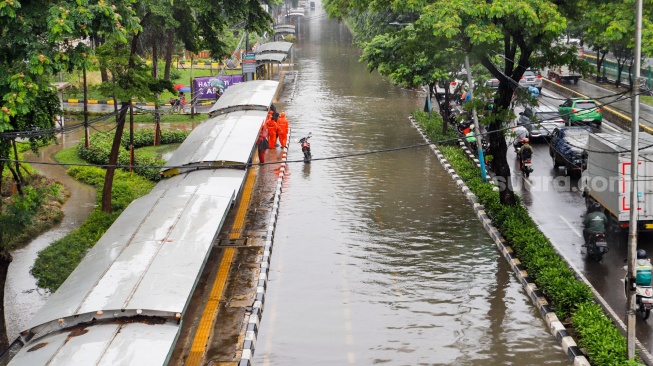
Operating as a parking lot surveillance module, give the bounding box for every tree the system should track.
[584,0,653,87]
[325,0,574,205]
[360,22,465,131]
[0,0,137,348]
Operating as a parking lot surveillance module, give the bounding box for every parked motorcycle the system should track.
[585,232,609,261]
[298,133,312,163]
[624,275,653,319]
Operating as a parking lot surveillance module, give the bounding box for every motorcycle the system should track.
[624,275,653,319]
[585,232,609,261]
[298,133,312,163]
[515,143,534,177]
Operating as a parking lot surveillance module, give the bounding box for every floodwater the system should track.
[3,121,193,340]
[4,130,99,340]
[255,5,571,366]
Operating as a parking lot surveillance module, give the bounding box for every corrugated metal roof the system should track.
[23,169,246,335]
[9,321,178,366]
[274,25,295,34]
[255,41,293,54]
[208,80,278,117]
[256,53,287,63]
[161,110,267,176]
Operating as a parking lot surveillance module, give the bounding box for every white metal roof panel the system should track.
[592,132,653,154]
[256,53,287,63]
[24,169,246,332]
[255,41,293,54]
[208,80,278,117]
[274,25,295,34]
[161,110,267,175]
[9,321,178,366]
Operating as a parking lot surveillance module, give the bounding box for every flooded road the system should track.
[255,6,570,365]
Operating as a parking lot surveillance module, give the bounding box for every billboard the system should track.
[193,75,244,99]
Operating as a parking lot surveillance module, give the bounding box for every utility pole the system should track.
[627,0,643,359]
[464,55,487,182]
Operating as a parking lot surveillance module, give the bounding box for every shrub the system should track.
[77,129,190,181]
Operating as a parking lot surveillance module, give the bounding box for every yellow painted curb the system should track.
[107,100,114,105]
[211,63,219,67]
[87,99,99,104]
[145,102,155,106]
[67,99,79,103]
[185,247,235,366]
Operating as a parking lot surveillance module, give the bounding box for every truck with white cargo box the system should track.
[584,133,653,234]
[546,65,582,85]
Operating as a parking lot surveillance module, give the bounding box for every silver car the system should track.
[517,105,565,139]
[518,69,543,91]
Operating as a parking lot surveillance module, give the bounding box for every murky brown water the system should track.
[255,5,570,365]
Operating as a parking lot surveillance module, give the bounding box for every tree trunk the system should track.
[101,103,128,213]
[488,84,516,206]
[102,30,141,212]
[11,139,23,195]
[164,28,175,81]
[0,249,12,350]
[153,41,161,145]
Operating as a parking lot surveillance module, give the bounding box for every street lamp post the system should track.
[627,0,644,358]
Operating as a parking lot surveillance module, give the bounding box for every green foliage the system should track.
[414,111,636,366]
[76,129,189,181]
[411,110,457,145]
[31,166,154,291]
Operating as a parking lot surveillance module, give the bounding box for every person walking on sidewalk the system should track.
[256,129,269,164]
[277,112,289,148]
[266,112,278,148]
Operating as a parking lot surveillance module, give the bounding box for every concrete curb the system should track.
[409,116,591,366]
[238,132,290,366]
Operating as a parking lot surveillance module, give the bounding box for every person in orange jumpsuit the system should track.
[265,112,278,148]
[276,112,289,148]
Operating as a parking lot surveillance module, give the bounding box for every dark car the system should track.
[517,105,565,139]
[549,126,591,178]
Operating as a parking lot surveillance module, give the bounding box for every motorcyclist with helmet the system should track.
[637,249,653,287]
[583,201,608,243]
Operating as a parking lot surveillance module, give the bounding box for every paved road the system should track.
[547,78,653,128]
[510,87,653,359]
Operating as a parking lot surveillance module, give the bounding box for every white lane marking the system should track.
[601,122,619,133]
[559,215,582,237]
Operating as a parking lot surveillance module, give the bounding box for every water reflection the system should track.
[256,7,570,366]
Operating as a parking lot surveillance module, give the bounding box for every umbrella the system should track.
[173,84,185,90]
[209,79,226,89]
[179,87,191,93]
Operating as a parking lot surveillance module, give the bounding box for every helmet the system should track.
[281,112,286,117]
[521,138,529,143]
[592,202,602,212]
[638,249,648,259]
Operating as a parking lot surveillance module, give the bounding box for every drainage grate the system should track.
[218,238,251,247]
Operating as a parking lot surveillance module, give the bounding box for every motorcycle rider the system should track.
[582,201,608,244]
[636,249,653,287]
[518,139,534,164]
[512,125,529,152]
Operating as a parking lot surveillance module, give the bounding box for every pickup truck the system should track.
[549,126,591,178]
